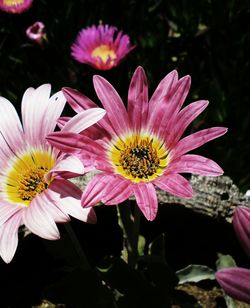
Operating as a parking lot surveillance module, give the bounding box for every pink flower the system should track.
[0,84,106,263]
[71,24,135,70]
[26,21,46,45]
[0,0,32,14]
[216,206,250,303]
[47,66,227,221]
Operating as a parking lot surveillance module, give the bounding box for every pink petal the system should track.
[22,196,60,240]
[168,154,224,176]
[57,116,70,129]
[149,75,191,136]
[0,212,22,263]
[0,203,22,226]
[233,206,250,259]
[133,182,158,221]
[93,75,130,136]
[81,173,113,207]
[62,108,106,133]
[101,176,133,205]
[147,70,178,129]
[127,66,148,131]
[171,127,228,158]
[148,70,178,113]
[48,180,96,224]
[216,268,250,304]
[167,100,209,147]
[63,87,116,136]
[0,96,24,153]
[46,155,85,180]
[63,87,98,113]
[47,132,105,157]
[154,174,193,198]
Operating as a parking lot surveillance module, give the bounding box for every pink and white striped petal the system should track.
[81,173,113,207]
[154,174,193,198]
[48,180,96,224]
[61,108,106,133]
[93,75,130,135]
[47,132,106,157]
[127,66,148,132]
[0,203,22,227]
[22,196,60,240]
[46,155,85,180]
[40,191,70,223]
[0,213,22,263]
[167,100,209,147]
[63,87,116,136]
[168,154,224,176]
[133,182,158,221]
[151,75,191,137]
[101,176,133,205]
[21,84,51,146]
[63,87,98,113]
[0,96,24,153]
[41,90,67,137]
[171,127,228,158]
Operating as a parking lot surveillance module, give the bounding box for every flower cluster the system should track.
[216,206,250,303]
[0,67,227,264]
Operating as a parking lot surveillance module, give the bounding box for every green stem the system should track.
[64,223,91,271]
[117,200,141,268]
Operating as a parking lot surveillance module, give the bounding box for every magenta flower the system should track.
[26,21,46,45]
[71,24,135,70]
[0,84,105,263]
[216,206,250,303]
[47,67,227,221]
[0,0,32,14]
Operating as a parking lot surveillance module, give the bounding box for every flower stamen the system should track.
[109,134,169,183]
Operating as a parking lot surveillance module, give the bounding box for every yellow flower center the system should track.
[3,149,55,207]
[3,0,24,6]
[91,44,116,64]
[109,134,169,183]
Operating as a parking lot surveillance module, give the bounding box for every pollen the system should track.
[3,149,55,207]
[18,168,48,201]
[109,134,169,183]
[91,44,116,64]
[3,0,24,6]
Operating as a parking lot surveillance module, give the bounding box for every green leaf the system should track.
[176,264,215,284]
[137,235,146,257]
[216,253,237,270]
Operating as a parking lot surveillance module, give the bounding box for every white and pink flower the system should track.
[0,84,105,263]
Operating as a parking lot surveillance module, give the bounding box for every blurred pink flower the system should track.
[216,206,250,303]
[0,0,32,14]
[48,66,227,221]
[0,84,105,263]
[71,24,135,70]
[26,21,46,45]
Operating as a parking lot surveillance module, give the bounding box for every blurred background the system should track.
[0,1,250,307]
